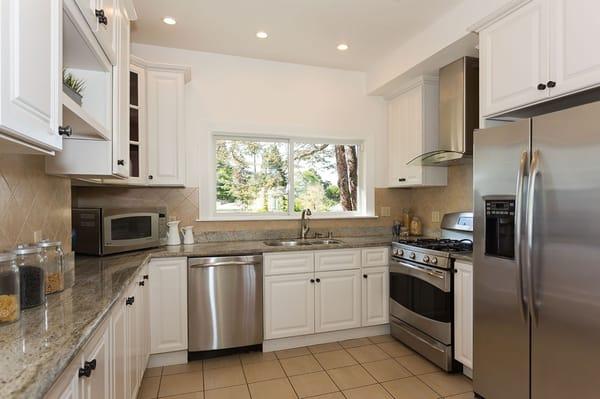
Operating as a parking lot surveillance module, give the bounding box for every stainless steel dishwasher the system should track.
[188,255,263,352]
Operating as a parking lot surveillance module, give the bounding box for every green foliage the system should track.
[63,69,86,96]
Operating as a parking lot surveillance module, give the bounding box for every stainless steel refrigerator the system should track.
[473,100,600,398]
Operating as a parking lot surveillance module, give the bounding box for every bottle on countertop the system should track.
[410,216,423,236]
[0,252,20,325]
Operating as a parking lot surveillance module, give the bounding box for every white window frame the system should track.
[200,132,374,221]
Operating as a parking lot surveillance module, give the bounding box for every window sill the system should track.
[196,214,379,222]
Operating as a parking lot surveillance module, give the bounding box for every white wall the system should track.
[132,44,387,218]
[366,0,515,93]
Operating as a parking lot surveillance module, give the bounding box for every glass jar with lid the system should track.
[37,240,64,294]
[0,252,20,324]
[15,244,46,309]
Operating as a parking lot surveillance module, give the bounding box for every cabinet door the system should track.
[549,0,600,97]
[74,0,99,32]
[149,258,188,353]
[454,261,473,369]
[480,0,549,116]
[111,3,129,177]
[315,249,361,272]
[0,0,62,151]
[264,273,315,339]
[146,70,186,186]
[136,269,150,381]
[362,247,389,268]
[361,266,389,327]
[315,269,361,333]
[95,0,117,62]
[111,299,128,399]
[125,284,140,399]
[264,251,314,276]
[80,322,111,399]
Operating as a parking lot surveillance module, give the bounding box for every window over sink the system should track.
[213,135,363,218]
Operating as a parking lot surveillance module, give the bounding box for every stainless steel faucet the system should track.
[300,209,312,239]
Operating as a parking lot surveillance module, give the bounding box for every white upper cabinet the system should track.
[74,0,117,64]
[0,0,63,153]
[146,67,187,186]
[479,0,600,117]
[387,77,447,188]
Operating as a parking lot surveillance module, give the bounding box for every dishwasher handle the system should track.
[188,255,263,268]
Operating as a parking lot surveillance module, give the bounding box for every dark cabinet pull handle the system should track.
[78,365,92,378]
[398,178,406,182]
[58,126,72,137]
[148,175,154,180]
[547,80,556,88]
[117,159,125,166]
[363,274,368,279]
[95,9,108,25]
[126,296,135,305]
[143,275,149,280]
[310,279,315,283]
[537,83,547,90]
[316,278,321,283]
[139,281,145,286]
[85,359,97,371]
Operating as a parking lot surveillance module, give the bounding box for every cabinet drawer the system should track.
[362,247,390,268]
[264,251,314,275]
[315,249,361,271]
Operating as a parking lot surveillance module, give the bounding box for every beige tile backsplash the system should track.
[72,164,472,238]
[0,155,71,252]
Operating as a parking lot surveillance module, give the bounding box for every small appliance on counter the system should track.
[72,207,167,255]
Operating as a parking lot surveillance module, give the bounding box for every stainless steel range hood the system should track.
[408,57,479,166]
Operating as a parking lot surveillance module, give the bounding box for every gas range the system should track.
[392,238,473,270]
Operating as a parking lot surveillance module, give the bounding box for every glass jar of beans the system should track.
[15,244,46,309]
[0,252,20,324]
[37,240,64,294]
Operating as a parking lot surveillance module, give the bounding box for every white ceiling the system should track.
[131,0,463,71]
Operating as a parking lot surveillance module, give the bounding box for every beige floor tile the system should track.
[204,384,250,399]
[158,372,204,398]
[248,377,298,399]
[138,376,160,399]
[368,335,396,344]
[347,345,390,363]
[314,349,358,369]
[240,351,277,365]
[418,372,473,397]
[444,393,475,399]
[203,355,241,370]
[163,361,203,376]
[382,376,439,399]
[309,342,343,354]
[289,371,339,398]
[343,384,393,399]
[362,359,411,382]
[280,354,323,376]
[339,337,372,349]
[242,359,286,383]
[310,393,345,399]
[275,346,311,359]
[203,366,246,390]
[160,393,204,399]
[327,365,376,390]
[395,355,440,375]
[144,367,162,378]
[376,341,414,357]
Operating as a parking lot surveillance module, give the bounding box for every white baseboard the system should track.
[263,324,390,352]
[148,350,187,368]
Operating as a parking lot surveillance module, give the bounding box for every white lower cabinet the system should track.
[264,247,390,340]
[361,266,390,327]
[315,269,361,333]
[80,322,112,399]
[149,258,188,354]
[264,273,315,339]
[454,260,473,369]
[111,295,128,399]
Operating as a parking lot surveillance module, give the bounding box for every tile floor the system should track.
[138,335,474,399]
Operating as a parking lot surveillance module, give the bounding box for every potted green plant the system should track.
[62,69,86,105]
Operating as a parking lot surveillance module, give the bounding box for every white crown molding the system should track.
[468,0,532,32]
[130,55,192,83]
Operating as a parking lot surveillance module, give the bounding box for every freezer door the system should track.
[530,101,600,399]
[473,120,530,399]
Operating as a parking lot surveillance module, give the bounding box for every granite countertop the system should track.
[0,236,393,399]
[452,253,473,262]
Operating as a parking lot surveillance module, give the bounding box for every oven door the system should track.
[390,258,452,344]
[103,212,159,253]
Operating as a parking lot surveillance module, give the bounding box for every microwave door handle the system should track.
[515,150,529,322]
[526,150,541,324]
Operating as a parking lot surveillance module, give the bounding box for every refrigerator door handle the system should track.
[526,149,541,324]
[515,150,529,321]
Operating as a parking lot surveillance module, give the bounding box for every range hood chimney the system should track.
[408,56,479,166]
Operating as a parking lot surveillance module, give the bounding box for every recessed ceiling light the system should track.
[337,43,349,51]
[256,31,269,39]
[162,17,176,25]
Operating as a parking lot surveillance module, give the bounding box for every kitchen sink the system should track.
[263,239,344,246]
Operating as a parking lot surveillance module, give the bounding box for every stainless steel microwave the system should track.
[72,207,167,255]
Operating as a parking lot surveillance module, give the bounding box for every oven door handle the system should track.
[390,258,450,292]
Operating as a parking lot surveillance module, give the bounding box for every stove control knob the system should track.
[423,255,430,263]
[431,257,438,265]
[409,252,416,259]
[393,249,399,256]
[398,249,404,256]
